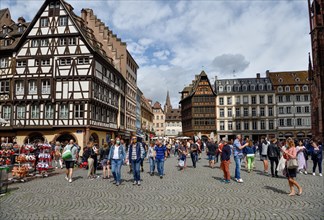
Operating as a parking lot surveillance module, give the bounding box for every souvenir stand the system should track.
[36,143,53,177]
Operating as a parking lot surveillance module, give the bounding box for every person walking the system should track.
[128,136,144,186]
[92,143,99,176]
[260,137,270,175]
[100,143,111,179]
[233,135,248,183]
[206,138,217,168]
[311,140,322,176]
[189,139,198,168]
[154,140,167,179]
[245,140,256,173]
[62,140,78,183]
[267,138,280,177]
[108,137,126,186]
[178,141,188,171]
[147,142,156,176]
[85,142,96,179]
[53,141,63,169]
[220,139,231,183]
[296,140,307,175]
[283,138,302,196]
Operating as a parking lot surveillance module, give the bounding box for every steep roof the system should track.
[152,101,162,109]
[165,108,181,122]
[0,8,9,19]
[268,71,308,86]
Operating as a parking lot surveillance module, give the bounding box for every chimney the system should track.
[17,17,26,23]
[256,73,260,79]
[265,70,270,77]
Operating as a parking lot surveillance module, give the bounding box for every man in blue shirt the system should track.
[154,140,167,179]
[233,135,248,183]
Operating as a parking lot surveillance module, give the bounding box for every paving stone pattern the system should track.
[0,156,323,220]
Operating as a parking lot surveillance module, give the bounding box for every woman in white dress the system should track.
[296,141,307,174]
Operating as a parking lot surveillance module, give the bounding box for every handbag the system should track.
[62,149,72,160]
[287,158,298,169]
[179,159,185,167]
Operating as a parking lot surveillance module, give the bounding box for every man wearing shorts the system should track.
[206,138,217,168]
[63,139,78,183]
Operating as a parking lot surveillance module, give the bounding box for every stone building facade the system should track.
[152,101,165,137]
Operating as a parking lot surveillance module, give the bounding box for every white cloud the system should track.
[2,0,311,107]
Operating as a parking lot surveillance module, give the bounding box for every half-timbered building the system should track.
[0,0,128,148]
[179,71,216,138]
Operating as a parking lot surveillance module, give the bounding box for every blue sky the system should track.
[2,0,311,107]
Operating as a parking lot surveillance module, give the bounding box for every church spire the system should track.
[164,90,172,113]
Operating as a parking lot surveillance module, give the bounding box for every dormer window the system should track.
[258,84,264,91]
[278,86,283,92]
[226,85,232,92]
[242,84,247,91]
[295,85,300,91]
[250,85,255,91]
[267,83,272,91]
[285,86,290,92]
[4,39,11,46]
[278,78,283,83]
[302,85,309,91]
[2,27,9,34]
[219,86,223,92]
[18,26,25,32]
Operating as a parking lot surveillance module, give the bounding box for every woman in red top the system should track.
[283,138,302,196]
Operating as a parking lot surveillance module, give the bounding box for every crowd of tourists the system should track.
[54,134,322,196]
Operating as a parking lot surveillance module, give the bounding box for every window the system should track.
[295,85,300,91]
[40,17,48,27]
[252,107,256,116]
[60,104,69,119]
[45,105,53,119]
[49,1,60,8]
[244,121,249,130]
[278,96,283,103]
[0,80,9,93]
[305,106,310,113]
[0,58,8,68]
[40,39,49,47]
[244,107,248,117]
[260,120,265,130]
[156,123,159,128]
[227,108,232,117]
[252,121,257,130]
[278,86,283,92]
[161,123,164,127]
[250,85,255,91]
[15,81,24,95]
[228,121,233,130]
[279,119,284,126]
[296,95,301,102]
[260,107,265,116]
[17,106,26,119]
[2,28,9,34]
[156,115,159,120]
[4,39,11,46]
[251,96,256,104]
[304,95,309,102]
[28,80,37,94]
[242,85,247,91]
[59,16,68,26]
[226,85,231,92]
[287,119,292,126]
[279,107,284,114]
[219,108,224,117]
[285,86,290,92]
[227,97,232,105]
[219,97,224,105]
[258,84,264,91]
[235,96,240,104]
[286,107,292,114]
[219,86,223,92]
[269,120,274,129]
[236,121,241,130]
[69,38,76,45]
[18,26,24,32]
[267,84,272,91]
[296,106,302,113]
[243,96,248,104]
[41,59,50,66]
[74,104,84,118]
[31,40,39,47]
[78,57,89,64]
[2,106,11,120]
[268,107,273,116]
[286,95,291,102]
[31,105,39,119]
[297,118,302,126]
[59,38,67,45]
[59,58,71,65]
[302,85,309,91]
[42,80,50,94]
[17,60,27,67]
[235,108,240,117]
[259,95,264,104]
[220,121,225,130]
[268,95,273,104]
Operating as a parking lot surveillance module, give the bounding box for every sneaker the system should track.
[320,173,322,177]
[225,180,230,184]
[65,176,69,181]
[133,181,137,185]
[299,171,303,174]
[304,171,308,175]
[69,179,72,183]
[137,181,141,186]
[237,179,244,183]
[116,182,120,186]
[55,167,58,169]
[313,173,316,176]
[160,175,163,179]
[234,178,238,182]
[112,181,117,184]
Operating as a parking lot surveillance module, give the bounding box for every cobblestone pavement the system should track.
[1,156,323,220]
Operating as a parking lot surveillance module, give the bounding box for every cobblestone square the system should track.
[0,156,323,220]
